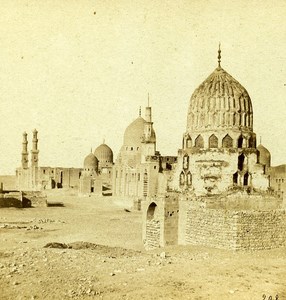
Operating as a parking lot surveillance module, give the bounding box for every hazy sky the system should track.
[0,0,285,175]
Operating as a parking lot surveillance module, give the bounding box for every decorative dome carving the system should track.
[94,143,113,163]
[187,66,253,133]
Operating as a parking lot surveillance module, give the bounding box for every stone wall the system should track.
[145,219,160,250]
[164,195,179,246]
[23,191,47,207]
[186,207,238,249]
[236,210,286,250]
[0,192,31,208]
[185,205,286,250]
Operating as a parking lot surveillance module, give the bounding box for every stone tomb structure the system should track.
[142,52,286,251]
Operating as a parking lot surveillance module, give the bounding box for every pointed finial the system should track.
[139,106,141,116]
[260,136,262,144]
[91,147,92,153]
[218,42,221,68]
[103,138,105,144]
[148,93,150,107]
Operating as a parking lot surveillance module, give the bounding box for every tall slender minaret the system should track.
[31,129,39,168]
[21,132,29,169]
[142,94,156,160]
[143,93,155,143]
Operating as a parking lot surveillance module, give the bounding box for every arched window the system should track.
[248,135,255,148]
[243,172,249,186]
[238,135,243,148]
[147,202,157,220]
[187,172,192,186]
[209,134,218,148]
[186,137,192,148]
[238,154,245,171]
[183,155,189,170]
[222,134,233,148]
[233,172,238,185]
[179,171,185,186]
[195,135,204,148]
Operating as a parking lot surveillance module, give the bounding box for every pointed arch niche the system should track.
[179,171,185,186]
[195,135,204,148]
[209,134,218,148]
[222,134,233,148]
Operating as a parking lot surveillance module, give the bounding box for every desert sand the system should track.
[0,191,285,300]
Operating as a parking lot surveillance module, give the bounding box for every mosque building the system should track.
[16,130,82,191]
[112,104,177,206]
[79,142,114,195]
[16,130,114,194]
[142,47,286,251]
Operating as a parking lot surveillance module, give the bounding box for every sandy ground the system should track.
[0,191,285,300]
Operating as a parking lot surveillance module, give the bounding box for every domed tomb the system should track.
[94,143,113,164]
[257,144,271,168]
[83,152,98,172]
[187,66,253,134]
[123,116,155,148]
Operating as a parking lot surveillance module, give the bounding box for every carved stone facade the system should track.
[172,64,269,196]
[143,52,286,251]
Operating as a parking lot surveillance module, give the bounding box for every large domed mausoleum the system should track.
[174,48,268,195]
[142,48,286,252]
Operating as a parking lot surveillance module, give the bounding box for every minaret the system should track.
[31,129,39,168]
[142,94,156,159]
[144,94,153,141]
[21,132,29,169]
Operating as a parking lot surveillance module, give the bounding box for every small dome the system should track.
[94,143,113,163]
[123,116,145,146]
[187,66,253,133]
[84,153,98,169]
[257,144,271,167]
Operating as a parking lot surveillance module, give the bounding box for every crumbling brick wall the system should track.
[236,210,286,250]
[185,206,286,250]
[186,208,238,249]
[145,219,160,250]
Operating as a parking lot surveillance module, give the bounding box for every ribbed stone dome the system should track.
[94,143,113,163]
[83,153,98,169]
[187,66,253,133]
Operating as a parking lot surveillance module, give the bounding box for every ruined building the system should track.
[16,130,82,191]
[142,49,286,251]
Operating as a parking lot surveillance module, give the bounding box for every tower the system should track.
[142,95,156,161]
[31,129,39,168]
[21,132,29,169]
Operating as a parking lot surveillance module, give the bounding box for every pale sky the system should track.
[0,0,285,175]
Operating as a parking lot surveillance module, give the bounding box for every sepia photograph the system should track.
[0,0,285,299]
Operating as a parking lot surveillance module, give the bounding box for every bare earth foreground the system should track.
[0,191,285,300]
